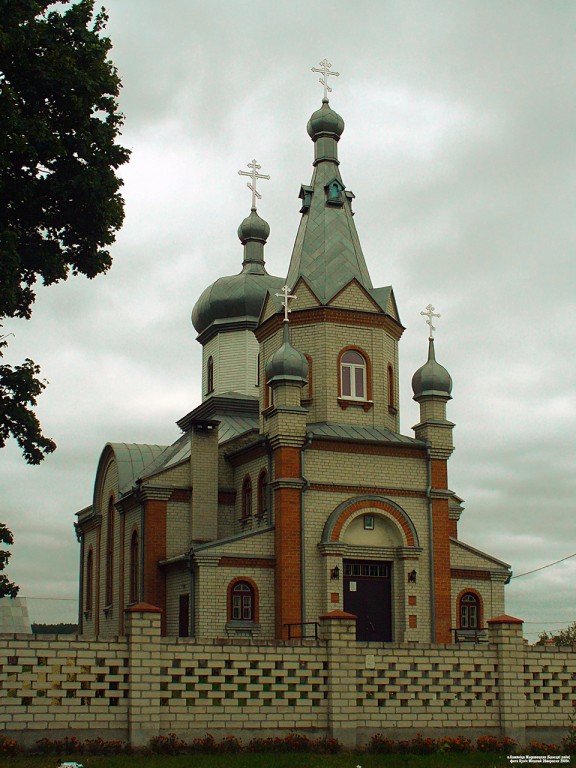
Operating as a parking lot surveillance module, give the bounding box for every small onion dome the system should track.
[192,265,283,335]
[412,339,452,399]
[265,322,308,385]
[307,98,345,141]
[237,209,270,244]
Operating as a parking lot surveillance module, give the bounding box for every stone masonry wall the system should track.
[0,610,574,748]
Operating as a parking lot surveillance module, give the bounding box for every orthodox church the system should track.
[76,66,511,644]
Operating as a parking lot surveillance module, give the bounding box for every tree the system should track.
[536,623,576,647]
[0,523,19,599]
[0,0,130,463]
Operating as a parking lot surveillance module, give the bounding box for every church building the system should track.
[76,65,511,644]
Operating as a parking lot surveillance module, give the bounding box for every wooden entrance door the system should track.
[343,560,392,642]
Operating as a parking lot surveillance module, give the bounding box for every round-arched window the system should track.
[341,350,366,399]
[231,581,254,621]
[460,592,480,629]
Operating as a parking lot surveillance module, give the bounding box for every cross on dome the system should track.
[238,159,270,210]
[312,59,340,100]
[420,304,441,339]
[275,285,297,322]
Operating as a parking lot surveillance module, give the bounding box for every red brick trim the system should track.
[255,306,404,342]
[95,527,101,636]
[125,602,162,613]
[431,459,448,490]
[119,510,126,634]
[218,490,236,505]
[219,557,275,569]
[451,568,491,581]
[456,587,484,629]
[487,614,523,625]
[431,497,451,642]
[142,499,167,633]
[227,576,259,624]
[309,482,426,498]
[319,609,357,620]
[170,489,191,502]
[330,498,416,546]
[312,441,427,459]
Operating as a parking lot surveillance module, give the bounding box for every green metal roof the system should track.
[308,422,424,446]
[105,443,169,496]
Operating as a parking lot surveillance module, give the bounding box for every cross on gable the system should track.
[420,304,441,339]
[275,285,297,322]
[312,59,340,100]
[238,159,270,210]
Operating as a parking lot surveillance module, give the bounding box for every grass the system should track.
[4,754,511,768]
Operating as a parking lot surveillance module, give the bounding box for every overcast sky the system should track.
[2,0,575,638]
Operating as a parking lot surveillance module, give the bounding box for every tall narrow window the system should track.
[257,470,267,517]
[231,581,254,621]
[460,593,481,629]
[105,497,114,607]
[207,355,214,394]
[129,530,139,604]
[85,548,93,613]
[340,350,367,399]
[242,476,252,519]
[387,364,395,409]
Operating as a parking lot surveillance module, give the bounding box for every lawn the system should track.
[4,754,511,768]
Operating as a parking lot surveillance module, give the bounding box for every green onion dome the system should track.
[412,339,452,399]
[307,98,345,141]
[265,322,308,385]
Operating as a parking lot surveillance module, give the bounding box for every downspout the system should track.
[76,524,84,633]
[300,431,313,628]
[425,441,436,642]
[188,552,196,638]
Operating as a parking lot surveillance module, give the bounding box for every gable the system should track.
[259,291,281,324]
[451,538,511,571]
[291,277,321,311]
[386,289,400,321]
[328,278,382,313]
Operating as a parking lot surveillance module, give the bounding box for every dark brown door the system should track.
[343,560,392,642]
[178,594,190,637]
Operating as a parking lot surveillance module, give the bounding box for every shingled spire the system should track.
[285,66,373,304]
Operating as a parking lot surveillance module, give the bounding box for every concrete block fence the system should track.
[0,605,574,748]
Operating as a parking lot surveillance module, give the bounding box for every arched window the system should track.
[207,355,214,394]
[129,530,139,604]
[231,581,255,622]
[387,364,395,409]
[105,496,114,607]
[257,470,267,517]
[460,592,481,629]
[340,350,367,400]
[242,476,252,519]
[85,548,93,613]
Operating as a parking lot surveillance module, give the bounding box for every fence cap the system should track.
[125,602,162,614]
[487,614,523,625]
[319,610,357,621]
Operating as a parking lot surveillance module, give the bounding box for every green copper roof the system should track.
[412,338,452,400]
[285,100,373,304]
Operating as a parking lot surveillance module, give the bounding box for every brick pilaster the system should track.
[431,458,452,642]
[137,487,170,634]
[125,603,162,747]
[319,610,358,747]
[488,615,526,743]
[273,446,303,639]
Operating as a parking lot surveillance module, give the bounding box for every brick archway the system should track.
[321,495,419,548]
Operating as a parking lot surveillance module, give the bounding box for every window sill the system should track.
[83,610,92,621]
[103,605,113,618]
[388,405,398,415]
[338,398,373,412]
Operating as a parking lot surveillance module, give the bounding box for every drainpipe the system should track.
[300,432,313,626]
[188,552,196,638]
[425,441,436,642]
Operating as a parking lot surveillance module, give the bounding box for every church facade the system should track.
[76,84,510,644]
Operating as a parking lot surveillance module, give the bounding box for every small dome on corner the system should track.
[265,323,308,385]
[237,209,270,244]
[412,339,452,399]
[307,99,345,141]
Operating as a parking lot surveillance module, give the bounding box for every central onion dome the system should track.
[192,209,284,337]
[265,322,308,385]
[412,339,452,399]
[307,98,345,141]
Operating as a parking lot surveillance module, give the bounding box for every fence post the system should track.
[125,603,162,748]
[488,614,526,745]
[319,610,358,748]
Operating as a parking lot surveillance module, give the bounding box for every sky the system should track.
[1,0,575,639]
